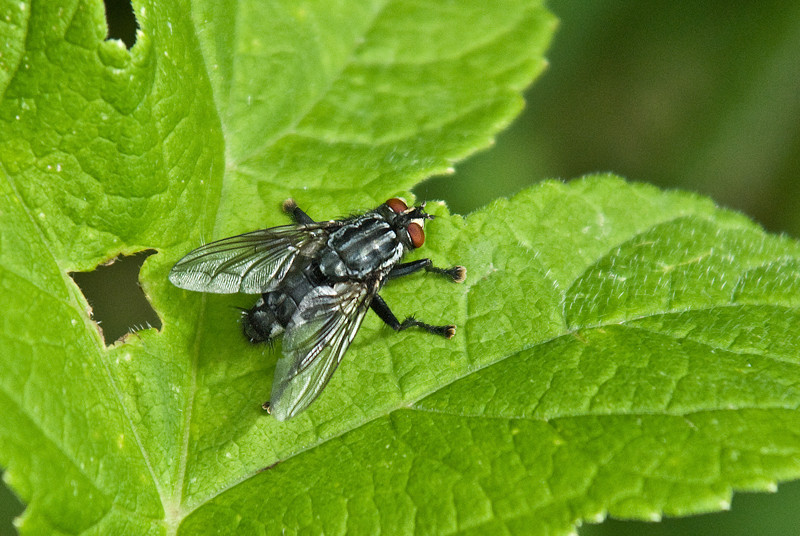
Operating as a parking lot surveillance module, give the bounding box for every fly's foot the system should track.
[426,264,466,283]
[448,265,467,283]
[399,316,456,339]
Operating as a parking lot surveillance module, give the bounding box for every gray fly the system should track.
[169,198,466,421]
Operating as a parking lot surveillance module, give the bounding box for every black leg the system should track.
[388,259,466,283]
[282,198,315,224]
[370,294,455,338]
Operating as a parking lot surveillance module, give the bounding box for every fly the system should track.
[169,198,466,420]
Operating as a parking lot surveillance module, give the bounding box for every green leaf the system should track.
[174,177,800,535]
[2,2,800,536]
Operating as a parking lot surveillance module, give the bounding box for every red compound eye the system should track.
[407,222,425,248]
[386,197,408,213]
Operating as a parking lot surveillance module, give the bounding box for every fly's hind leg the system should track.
[282,199,315,224]
[370,294,456,339]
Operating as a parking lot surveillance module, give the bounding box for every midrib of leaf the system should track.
[169,0,421,516]
[626,318,797,384]
[168,1,391,517]
[168,292,207,523]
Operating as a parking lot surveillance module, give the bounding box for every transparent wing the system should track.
[268,281,377,421]
[168,224,328,294]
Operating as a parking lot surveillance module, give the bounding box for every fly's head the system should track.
[379,197,433,252]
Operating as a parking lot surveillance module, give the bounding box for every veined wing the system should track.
[268,281,377,421]
[169,224,328,294]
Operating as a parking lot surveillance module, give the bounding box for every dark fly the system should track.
[169,198,466,420]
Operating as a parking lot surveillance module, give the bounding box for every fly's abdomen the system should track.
[242,265,321,343]
[319,217,403,279]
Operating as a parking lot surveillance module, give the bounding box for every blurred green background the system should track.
[3,1,800,534]
[419,1,800,239]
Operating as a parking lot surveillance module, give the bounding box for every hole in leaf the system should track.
[70,250,161,345]
[103,0,138,49]
[0,471,24,536]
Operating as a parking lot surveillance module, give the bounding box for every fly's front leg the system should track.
[370,294,456,339]
[388,259,466,283]
[282,199,315,224]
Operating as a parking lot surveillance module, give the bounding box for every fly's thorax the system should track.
[319,215,406,279]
